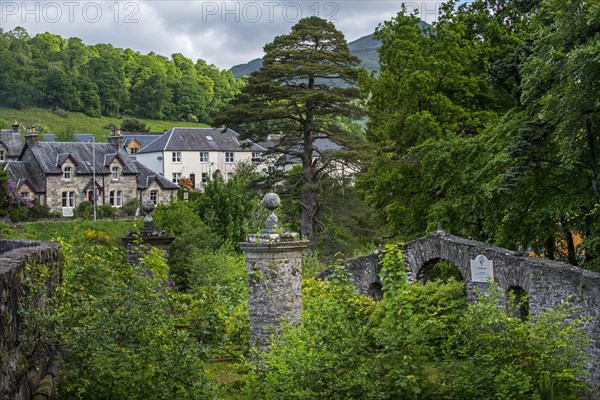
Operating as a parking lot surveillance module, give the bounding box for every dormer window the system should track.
[63,166,72,181]
[0,149,5,162]
[112,165,120,181]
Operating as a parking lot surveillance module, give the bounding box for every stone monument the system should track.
[239,193,309,353]
[122,200,175,265]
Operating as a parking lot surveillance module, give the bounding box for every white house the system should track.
[135,127,267,189]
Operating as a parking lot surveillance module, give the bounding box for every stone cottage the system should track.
[3,128,178,215]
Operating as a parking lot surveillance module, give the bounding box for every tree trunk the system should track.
[300,77,316,241]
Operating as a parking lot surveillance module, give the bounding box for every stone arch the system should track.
[397,229,600,384]
[417,257,465,284]
[506,286,529,320]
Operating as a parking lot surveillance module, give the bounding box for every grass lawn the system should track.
[0,218,140,245]
[0,107,210,141]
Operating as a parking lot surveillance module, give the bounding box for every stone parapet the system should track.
[0,239,62,400]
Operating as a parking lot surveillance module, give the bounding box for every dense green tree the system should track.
[216,17,364,241]
[0,28,242,122]
[193,163,261,246]
[495,0,600,266]
[121,117,149,132]
[358,1,532,242]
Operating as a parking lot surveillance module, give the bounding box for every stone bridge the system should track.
[334,229,600,384]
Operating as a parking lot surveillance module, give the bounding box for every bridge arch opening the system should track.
[417,258,464,284]
[368,282,383,300]
[506,286,529,320]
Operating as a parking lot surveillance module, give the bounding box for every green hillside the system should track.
[0,107,209,141]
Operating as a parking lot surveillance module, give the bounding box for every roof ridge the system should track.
[163,128,174,151]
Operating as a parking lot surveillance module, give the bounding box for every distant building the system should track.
[135,127,266,189]
[3,127,178,215]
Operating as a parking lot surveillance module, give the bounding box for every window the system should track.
[61,191,75,208]
[150,190,158,205]
[172,152,181,163]
[109,190,123,207]
[225,152,234,163]
[21,191,30,199]
[251,152,261,162]
[0,150,4,161]
[111,165,119,181]
[172,172,181,184]
[63,166,72,181]
[199,152,209,163]
[226,172,234,181]
[201,172,209,184]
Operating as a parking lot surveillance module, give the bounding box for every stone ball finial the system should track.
[142,200,156,216]
[261,193,280,233]
[262,192,280,212]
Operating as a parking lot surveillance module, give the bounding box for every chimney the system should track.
[25,125,38,146]
[11,120,19,133]
[108,127,123,149]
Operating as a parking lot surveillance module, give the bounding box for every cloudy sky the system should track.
[1,1,447,69]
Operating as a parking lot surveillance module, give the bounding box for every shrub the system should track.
[117,198,139,217]
[73,200,93,219]
[98,204,115,219]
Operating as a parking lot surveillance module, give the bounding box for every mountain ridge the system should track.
[229,33,382,78]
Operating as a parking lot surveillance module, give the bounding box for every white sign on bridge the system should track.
[470,254,494,283]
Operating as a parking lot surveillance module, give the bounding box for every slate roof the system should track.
[4,161,46,193]
[42,133,95,143]
[24,142,139,175]
[137,128,266,154]
[122,134,162,149]
[134,161,179,190]
[0,130,23,157]
[278,138,344,165]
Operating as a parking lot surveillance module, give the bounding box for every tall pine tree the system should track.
[215,16,363,241]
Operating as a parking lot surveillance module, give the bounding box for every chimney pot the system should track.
[12,121,19,133]
[25,126,39,147]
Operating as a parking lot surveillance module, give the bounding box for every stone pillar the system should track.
[122,200,174,265]
[239,193,308,353]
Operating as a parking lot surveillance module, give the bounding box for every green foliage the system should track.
[73,200,93,219]
[358,0,600,269]
[243,277,378,400]
[0,219,135,243]
[54,127,77,142]
[193,164,261,246]
[0,107,210,139]
[117,197,139,217]
[54,234,218,399]
[241,244,593,399]
[152,201,220,290]
[121,117,149,132]
[0,28,242,121]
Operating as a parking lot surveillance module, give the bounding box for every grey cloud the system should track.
[1,0,442,68]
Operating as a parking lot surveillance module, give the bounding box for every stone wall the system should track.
[0,239,62,400]
[319,252,383,299]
